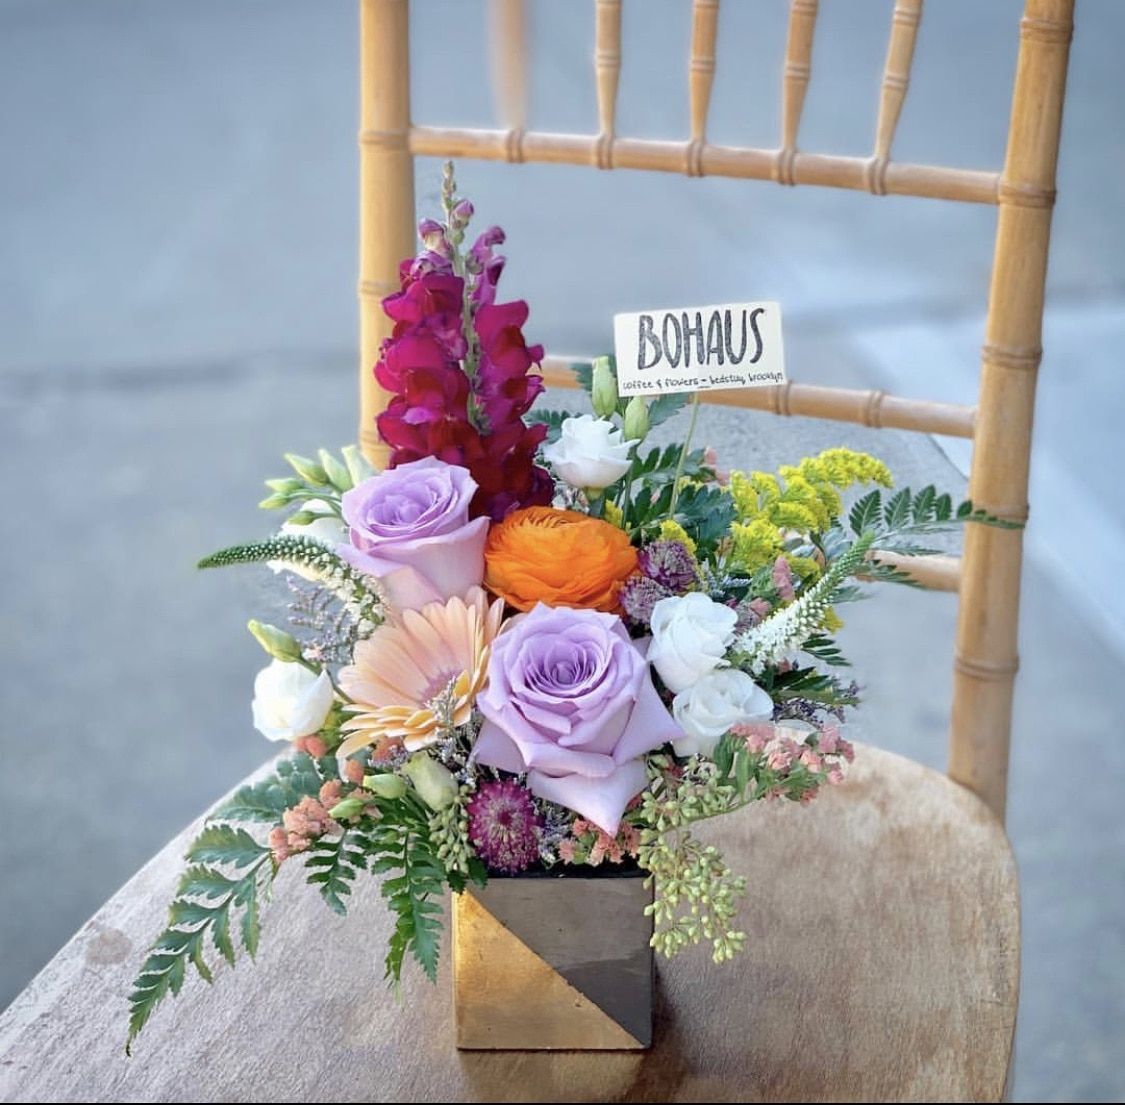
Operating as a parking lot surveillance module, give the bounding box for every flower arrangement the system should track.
[127,164,1012,1050]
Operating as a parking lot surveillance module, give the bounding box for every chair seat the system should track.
[0,744,1018,1103]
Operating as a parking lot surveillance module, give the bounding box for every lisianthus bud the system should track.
[623,395,650,442]
[317,449,352,492]
[363,773,407,800]
[284,453,329,486]
[247,620,303,662]
[591,357,619,418]
[265,477,303,494]
[402,753,458,811]
[328,796,366,821]
[341,444,375,487]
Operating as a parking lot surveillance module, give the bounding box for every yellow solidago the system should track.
[730,447,893,535]
[787,554,823,583]
[797,448,893,491]
[823,607,844,632]
[658,518,697,554]
[730,518,783,573]
[603,500,625,529]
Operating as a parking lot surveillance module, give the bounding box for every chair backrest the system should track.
[356,0,1076,822]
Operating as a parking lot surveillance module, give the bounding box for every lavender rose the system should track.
[473,604,682,833]
[339,457,489,611]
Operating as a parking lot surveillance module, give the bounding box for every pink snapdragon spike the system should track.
[373,173,552,521]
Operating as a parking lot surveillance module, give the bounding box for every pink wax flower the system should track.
[338,457,488,611]
[473,604,682,834]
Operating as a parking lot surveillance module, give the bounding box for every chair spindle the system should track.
[358,0,415,470]
[593,0,623,168]
[869,0,923,195]
[687,0,720,176]
[777,0,818,185]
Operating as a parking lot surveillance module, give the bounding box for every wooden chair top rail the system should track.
[390,0,1070,209]
[404,127,1004,206]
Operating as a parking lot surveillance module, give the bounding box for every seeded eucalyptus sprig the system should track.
[259,446,375,519]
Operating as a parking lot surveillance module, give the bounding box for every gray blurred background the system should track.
[2,1,1123,1100]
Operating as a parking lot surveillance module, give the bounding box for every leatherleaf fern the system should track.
[126,752,480,1051]
[126,753,332,1052]
[126,826,274,1053]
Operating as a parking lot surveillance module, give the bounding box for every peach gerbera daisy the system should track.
[336,586,504,760]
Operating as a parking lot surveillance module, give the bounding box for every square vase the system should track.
[452,868,654,1050]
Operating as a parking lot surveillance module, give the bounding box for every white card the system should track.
[613,302,785,396]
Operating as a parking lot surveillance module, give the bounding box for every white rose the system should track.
[672,669,774,757]
[648,592,737,693]
[543,415,635,491]
[251,660,334,742]
[269,499,348,580]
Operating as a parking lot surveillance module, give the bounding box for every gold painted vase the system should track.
[452,868,654,1050]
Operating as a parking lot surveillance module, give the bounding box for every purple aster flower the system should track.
[466,779,543,874]
[637,539,698,593]
[619,574,671,629]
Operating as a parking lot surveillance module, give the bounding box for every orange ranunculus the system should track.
[484,506,639,613]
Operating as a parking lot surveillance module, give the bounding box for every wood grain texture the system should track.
[778,0,818,185]
[539,358,977,438]
[687,0,720,175]
[407,124,1000,203]
[870,0,924,193]
[489,0,528,133]
[593,0,622,168]
[950,0,1074,819]
[0,746,1018,1103]
[358,0,415,470]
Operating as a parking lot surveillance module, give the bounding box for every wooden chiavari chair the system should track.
[355,2,1075,1098]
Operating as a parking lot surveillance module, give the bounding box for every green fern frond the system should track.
[126,831,273,1053]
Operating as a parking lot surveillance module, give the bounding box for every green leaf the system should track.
[673,483,735,550]
[305,830,361,916]
[801,634,850,666]
[713,734,735,781]
[185,825,270,870]
[735,748,751,793]
[211,907,236,967]
[241,892,261,958]
[168,899,216,929]
[526,408,576,444]
[177,865,236,901]
[883,488,911,530]
[911,485,936,524]
[849,490,882,536]
[646,392,690,429]
[127,826,273,1053]
[572,360,595,395]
